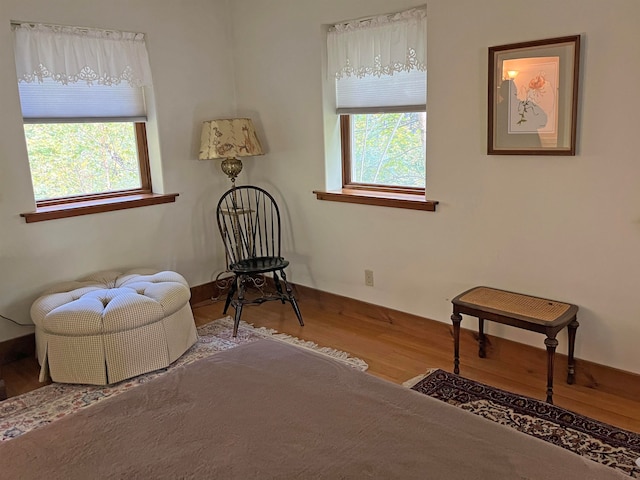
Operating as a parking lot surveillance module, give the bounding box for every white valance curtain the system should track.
[327,7,426,80]
[327,6,427,113]
[13,23,153,86]
[12,23,152,122]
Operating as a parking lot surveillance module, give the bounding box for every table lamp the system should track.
[199,118,265,187]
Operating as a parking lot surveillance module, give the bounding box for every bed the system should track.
[0,339,626,479]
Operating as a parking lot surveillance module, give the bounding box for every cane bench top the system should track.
[455,286,575,323]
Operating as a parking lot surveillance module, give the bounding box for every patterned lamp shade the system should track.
[199,118,264,186]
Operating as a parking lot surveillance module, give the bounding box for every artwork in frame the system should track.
[487,35,580,155]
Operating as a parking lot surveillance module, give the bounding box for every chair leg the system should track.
[233,276,246,337]
[223,277,237,315]
[280,269,304,326]
[273,272,286,304]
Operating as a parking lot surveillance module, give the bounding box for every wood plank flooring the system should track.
[3,285,640,434]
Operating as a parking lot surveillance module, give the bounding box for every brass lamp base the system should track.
[221,156,243,187]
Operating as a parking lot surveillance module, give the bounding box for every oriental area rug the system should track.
[0,317,367,441]
[411,369,640,478]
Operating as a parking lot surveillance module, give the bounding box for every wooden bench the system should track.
[451,286,579,404]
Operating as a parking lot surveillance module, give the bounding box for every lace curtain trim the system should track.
[13,23,153,87]
[327,6,427,79]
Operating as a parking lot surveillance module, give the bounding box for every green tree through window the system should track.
[347,112,426,190]
[24,123,142,201]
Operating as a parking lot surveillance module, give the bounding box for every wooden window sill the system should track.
[313,189,438,211]
[20,193,179,223]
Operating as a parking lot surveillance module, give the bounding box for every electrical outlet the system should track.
[364,269,374,287]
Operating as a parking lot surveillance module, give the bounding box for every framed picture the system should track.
[487,35,580,155]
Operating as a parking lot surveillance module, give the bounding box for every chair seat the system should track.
[231,256,289,274]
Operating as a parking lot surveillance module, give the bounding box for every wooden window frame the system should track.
[20,122,177,223]
[313,115,437,212]
[340,114,426,196]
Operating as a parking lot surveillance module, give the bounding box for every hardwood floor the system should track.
[3,285,640,434]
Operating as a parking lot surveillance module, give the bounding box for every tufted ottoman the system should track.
[31,269,198,385]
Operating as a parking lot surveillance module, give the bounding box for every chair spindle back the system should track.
[216,186,282,267]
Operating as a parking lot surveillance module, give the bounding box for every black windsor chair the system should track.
[216,186,304,336]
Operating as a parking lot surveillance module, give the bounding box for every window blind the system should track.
[19,78,147,123]
[336,69,426,114]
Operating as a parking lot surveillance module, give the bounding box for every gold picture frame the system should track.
[487,35,580,155]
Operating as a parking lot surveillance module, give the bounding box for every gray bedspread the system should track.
[1,339,627,479]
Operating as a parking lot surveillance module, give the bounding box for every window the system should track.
[12,23,175,222]
[328,7,428,196]
[341,112,426,192]
[23,122,150,203]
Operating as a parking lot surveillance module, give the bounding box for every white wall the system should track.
[0,0,236,340]
[228,0,640,373]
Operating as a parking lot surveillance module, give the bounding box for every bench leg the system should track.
[544,336,558,404]
[478,318,486,358]
[567,319,579,384]
[451,312,462,374]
